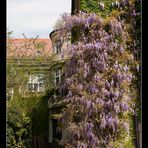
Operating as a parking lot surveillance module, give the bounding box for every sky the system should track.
[7,0,71,38]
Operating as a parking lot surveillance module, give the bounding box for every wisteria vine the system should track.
[54,5,139,147]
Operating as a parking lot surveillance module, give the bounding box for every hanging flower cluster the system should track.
[55,11,137,147]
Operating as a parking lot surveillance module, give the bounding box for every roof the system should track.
[7,38,53,59]
[49,30,56,38]
[49,29,62,39]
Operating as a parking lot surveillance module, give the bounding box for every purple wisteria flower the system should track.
[120,0,129,6]
[77,84,83,91]
[131,10,137,17]
[55,11,137,147]
[86,100,91,109]
[93,75,101,82]
[67,91,72,98]
[106,100,112,108]
[83,63,90,78]
[120,102,129,111]
[100,116,107,129]
[88,83,99,93]
[96,98,105,106]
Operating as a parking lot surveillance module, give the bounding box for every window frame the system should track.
[54,69,62,86]
[54,39,62,54]
[27,74,45,92]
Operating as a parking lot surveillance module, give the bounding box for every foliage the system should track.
[6,31,57,98]
[32,96,49,138]
[80,0,141,60]
[54,8,140,147]
[80,0,115,17]
[7,96,41,148]
[7,94,51,148]
[6,32,53,147]
[81,0,141,89]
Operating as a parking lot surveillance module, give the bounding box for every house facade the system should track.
[7,37,66,148]
[7,38,53,99]
[47,29,70,147]
[7,0,141,147]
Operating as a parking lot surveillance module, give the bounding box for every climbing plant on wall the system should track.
[54,9,140,147]
[7,32,53,148]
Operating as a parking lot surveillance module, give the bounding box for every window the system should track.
[52,119,62,140]
[54,40,62,54]
[27,74,44,92]
[49,119,53,143]
[49,108,64,144]
[49,119,62,143]
[54,69,62,86]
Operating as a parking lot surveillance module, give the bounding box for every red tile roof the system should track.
[7,38,53,59]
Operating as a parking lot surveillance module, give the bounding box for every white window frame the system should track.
[54,69,62,86]
[27,74,44,92]
[54,40,62,54]
[49,118,53,143]
[48,118,63,143]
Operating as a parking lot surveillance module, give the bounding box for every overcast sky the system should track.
[7,0,71,38]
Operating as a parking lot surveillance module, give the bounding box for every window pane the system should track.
[54,40,62,54]
[32,76,39,83]
[28,83,33,91]
[55,71,60,77]
[27,74,45,92]
[54,69,62,86]
[38,74,44,83]
[49,119,53,143]
[52,119,62,140]
[56,77,60,85]
[34,83,39,91]
[39,83,44,91]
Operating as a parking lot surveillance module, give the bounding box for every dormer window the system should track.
[54,40,62,54]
